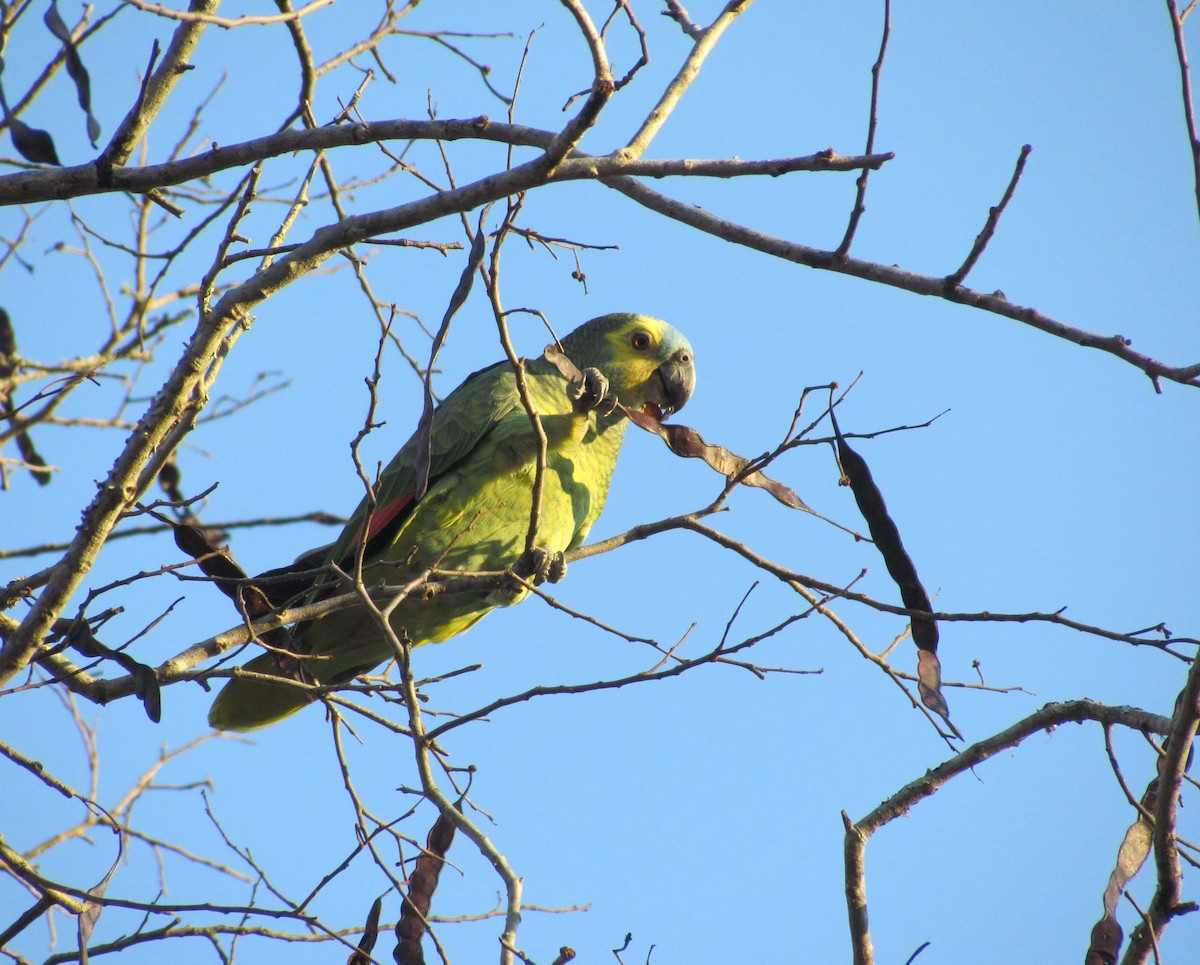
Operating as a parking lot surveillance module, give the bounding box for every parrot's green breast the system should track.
[301,370,627,680]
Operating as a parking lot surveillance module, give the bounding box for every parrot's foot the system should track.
[513,545,567,584]
[569,367,617,415]
[542,549,568,584]
[496,547,566,604]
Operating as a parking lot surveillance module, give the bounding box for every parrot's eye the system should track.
[630,330,652,352]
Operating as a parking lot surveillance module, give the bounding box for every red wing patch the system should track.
[343,490,417,564]
[365,491,416,545]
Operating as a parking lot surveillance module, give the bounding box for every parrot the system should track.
[208,312,696,730]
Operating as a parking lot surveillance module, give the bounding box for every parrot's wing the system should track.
[323,359,526,570]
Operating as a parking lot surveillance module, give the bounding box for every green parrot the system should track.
[208,313,696,730]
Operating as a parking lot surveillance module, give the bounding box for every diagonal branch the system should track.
[835,0,891,257]
[622,0,754,160]
[118,0,333,28]
[101,0,221,170]
[602,175,1200,390]
[0,116,882,204]
[946,143,1032,285]
[539,0,613,175]
[1167,0,1200,227]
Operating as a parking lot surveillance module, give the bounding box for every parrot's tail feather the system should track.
[208,652,314,731]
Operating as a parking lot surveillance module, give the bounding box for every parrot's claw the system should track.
[514,546,566,584]
[497,546,566,604]
[545,552,567,584]
[267,630,308,681]
[569,367,617,415]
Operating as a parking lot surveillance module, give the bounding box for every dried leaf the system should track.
[171,521,274,618]
[394,801,461,965]
[44,1,100,146]
[0,307,15,369]
[64,619,162,723]
[415,219,487,500]
[14,427,51,485]
[348,894,385,965]
[1085,914,1122,965]
[1103,811,1154,919]
[831,409,960,737]
[157,459,183,503]
[0,310,53,484]
[132,664,162,724]
[916,649,950,720]
[1087,774,1158,963]
[7,112,60,165]
[543,343,811,512]
[0,41,60,164]
[78,851,119,964]
[1087,720,1197,962]
[542,342,585,383]
[172,522,248,588]
[623,404,813,511]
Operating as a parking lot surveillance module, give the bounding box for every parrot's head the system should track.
[562,313,696,421]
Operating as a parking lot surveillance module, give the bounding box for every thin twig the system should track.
[1167,0,1200,227]
[836,0,891,257]
[946,144,1033,285]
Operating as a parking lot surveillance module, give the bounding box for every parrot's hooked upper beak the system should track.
[643,346,695,421]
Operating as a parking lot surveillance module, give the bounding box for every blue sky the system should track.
[2,2,1198,963]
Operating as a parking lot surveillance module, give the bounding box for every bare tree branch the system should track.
[843,700,1177,965]
[603,176,1200,390]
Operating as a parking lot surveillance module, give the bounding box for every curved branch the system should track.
[1123,655,1200,962]
[603,176,1200,390]
[621,0,754,159]
[843,700,1176,965]
[0,117,880,204]
[117,0,334,29]
[571,512,1196,655]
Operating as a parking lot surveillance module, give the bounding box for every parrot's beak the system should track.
[645,347,695,421]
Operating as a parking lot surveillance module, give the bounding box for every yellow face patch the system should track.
[604,318,670,383]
